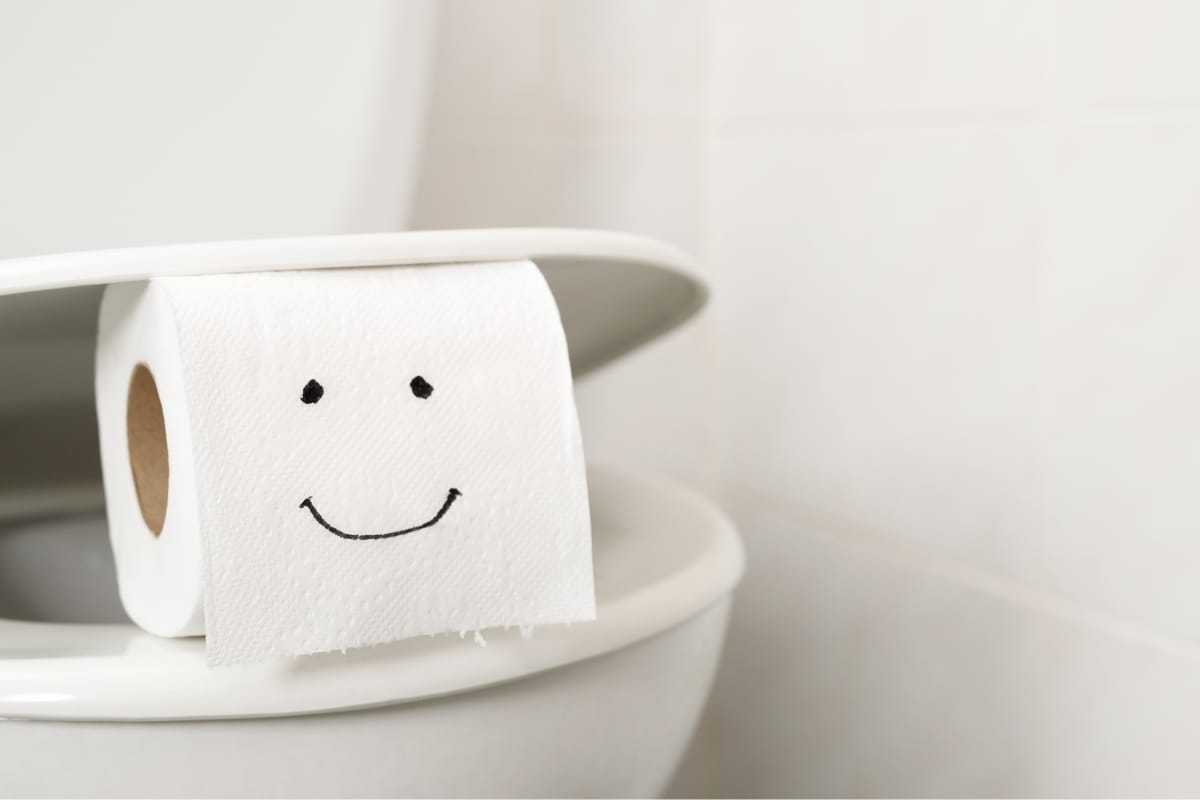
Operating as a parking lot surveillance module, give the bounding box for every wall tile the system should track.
[1037,118,1200,639]
[710,0,1044,117]
[702,498,1200,796]
[708,125,1042,576]
[1050,1,1200,105]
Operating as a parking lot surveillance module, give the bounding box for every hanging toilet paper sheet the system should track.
[95,261,595,666]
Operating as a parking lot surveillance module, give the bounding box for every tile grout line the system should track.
[723,479,1200,667]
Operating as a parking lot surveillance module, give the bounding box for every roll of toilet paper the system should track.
[95,261,595,666]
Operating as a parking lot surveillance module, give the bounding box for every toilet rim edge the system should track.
[0,467,745,722]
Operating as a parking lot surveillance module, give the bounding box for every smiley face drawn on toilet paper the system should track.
[126,261,596,666]
[294,376,463,540]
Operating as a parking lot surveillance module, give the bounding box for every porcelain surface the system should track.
[0,465,743,721]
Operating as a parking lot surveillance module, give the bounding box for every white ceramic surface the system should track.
[0,464,739,797]
[0,464,742,722]
[0,0,436,260]
[0,6,744,795]
[0,600,731,798]
[0,225,739,792]
[0,227,705,380]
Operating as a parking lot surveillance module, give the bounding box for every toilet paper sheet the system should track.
[95,261,595,665]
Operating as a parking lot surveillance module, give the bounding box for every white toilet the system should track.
[0,6,742,795]
[0,230,744,797]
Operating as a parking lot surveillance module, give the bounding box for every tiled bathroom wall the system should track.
[412,0,719,494]
[418,1,1200,794]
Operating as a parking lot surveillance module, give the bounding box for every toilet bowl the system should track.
[0,229,745,797]
[0,465,740,797]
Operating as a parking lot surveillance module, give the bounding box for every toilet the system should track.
[0,229,745,797]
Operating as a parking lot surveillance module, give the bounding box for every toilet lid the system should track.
[0,228,706,520]
[0,465,744,721]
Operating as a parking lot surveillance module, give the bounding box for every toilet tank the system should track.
[0,0,435,259]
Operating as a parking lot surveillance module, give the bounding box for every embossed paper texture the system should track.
[97,261,595,666]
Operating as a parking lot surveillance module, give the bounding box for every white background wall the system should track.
[417,1,1200,795]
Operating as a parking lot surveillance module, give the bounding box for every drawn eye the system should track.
[410,376,433,399]
[301,379,324,404]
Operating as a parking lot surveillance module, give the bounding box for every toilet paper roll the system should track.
[95,261,595,666]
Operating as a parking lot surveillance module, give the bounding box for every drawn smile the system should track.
[299,489,462,541]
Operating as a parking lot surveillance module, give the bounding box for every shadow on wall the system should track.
[410,1,706,246]
[410,0,721,495]
[411,1,582,232]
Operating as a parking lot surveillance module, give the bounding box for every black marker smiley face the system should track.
[296,375,461,540]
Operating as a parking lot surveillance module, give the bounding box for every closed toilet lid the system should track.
[0,464,743,721]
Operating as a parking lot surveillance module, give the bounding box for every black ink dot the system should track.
[410,376,433,399]
[301,379,324,404]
